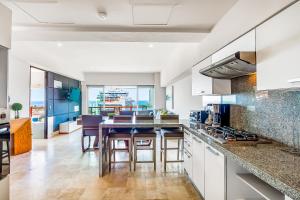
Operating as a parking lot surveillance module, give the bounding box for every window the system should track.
[104,86,138,111]
[88,86,104,114]
[137,86,154,110]
[87,85,155,114]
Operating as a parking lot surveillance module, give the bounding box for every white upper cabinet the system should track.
[192,56,231,96]
[192,57,213,96]
[0,3,12,49]
[256,1,300,90]
[212,30,256,64]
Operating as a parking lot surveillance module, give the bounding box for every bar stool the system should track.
[108,115,133,172]
[0,125,10,174]
[160,115,184,172]
[133,115,156,171]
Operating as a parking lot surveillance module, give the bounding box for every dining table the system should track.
[98,118,185,177]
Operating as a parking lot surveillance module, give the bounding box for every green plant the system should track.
[11,103,23,119]
[107,112,116,119]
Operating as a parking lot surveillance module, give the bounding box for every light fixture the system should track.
[97,11,107,20]
[57,42,63,47]
[148,43,154,48]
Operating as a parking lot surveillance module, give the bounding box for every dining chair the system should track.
[108,115,133,172]
[133,115,156,171]
[0,124,10,174]
[81,115,103,152]
[160,115,184,172]
[119,110,135,116]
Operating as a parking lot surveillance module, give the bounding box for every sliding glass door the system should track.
[30,67,46,139]
[88,86,104,115]
[87,85,154,114]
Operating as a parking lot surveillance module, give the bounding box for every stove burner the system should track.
[205,126,258,142]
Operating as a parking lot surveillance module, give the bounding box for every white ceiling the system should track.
[6,0,237,28]
[12,41,200,79]
[1,0,238,80]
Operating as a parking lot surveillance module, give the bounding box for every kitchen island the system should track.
[98,119,184,177]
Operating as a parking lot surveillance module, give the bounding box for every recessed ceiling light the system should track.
[57,42,63,47]
[148,44,154,48]
[97,11,107,20]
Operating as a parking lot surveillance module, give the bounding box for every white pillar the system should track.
[154,72,166,110]
[81,81,88,115]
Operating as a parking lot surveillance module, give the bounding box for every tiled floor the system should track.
[10,130,201,200]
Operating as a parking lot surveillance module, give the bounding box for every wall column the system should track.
[81,81,88,115]
[154,72,166,110]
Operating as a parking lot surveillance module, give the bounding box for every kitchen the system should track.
[0,0,300,200]
[181,1,300,200]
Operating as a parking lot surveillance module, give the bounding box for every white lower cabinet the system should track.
[204,143,226,200]
[192,136,205,196]
[184,129,193,177]
[183,130,226,200]
[183,149,193,177]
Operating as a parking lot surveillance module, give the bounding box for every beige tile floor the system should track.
[10,129,202,200]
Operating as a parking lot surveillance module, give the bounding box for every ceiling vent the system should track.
[130,0,181,25]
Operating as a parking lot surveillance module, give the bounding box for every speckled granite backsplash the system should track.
[230,74,300,148]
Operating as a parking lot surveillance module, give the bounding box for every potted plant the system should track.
[11,103,23,119]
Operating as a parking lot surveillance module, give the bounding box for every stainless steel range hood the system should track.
[199,52,256,79]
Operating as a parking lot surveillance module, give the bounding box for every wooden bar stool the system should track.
[160,115,184,172]
[133,115,156,171]
[0,124,10,174]
[108,115,133,172]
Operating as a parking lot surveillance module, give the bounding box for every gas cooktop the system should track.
[198,125,264,144]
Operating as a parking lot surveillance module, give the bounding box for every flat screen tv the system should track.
[68,88,80,102]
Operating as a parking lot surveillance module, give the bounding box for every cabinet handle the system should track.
[206,146,219,156]
[184,130,191,136]
[184,140,191,147]
[201,91,205,94]
[288,78,300,83]
[184,151,191,158]
[193,137,202,143]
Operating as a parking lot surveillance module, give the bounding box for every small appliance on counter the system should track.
[189,110,208,129]
[189,110,208,123]
[205,104,230,127]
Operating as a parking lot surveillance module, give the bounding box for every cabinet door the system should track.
[0,47,8,108]
[0,3,12,48]
[192,136,205,196]
[212,30,256,64]
[184,149,192,178]
[205,143,225,200]
[256,1,300,90]
[192,57,213,96]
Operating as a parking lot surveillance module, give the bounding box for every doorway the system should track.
[30,67,47,139]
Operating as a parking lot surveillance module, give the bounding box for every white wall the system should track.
[161,0,295,86]
[8,54,30,119]
[84,72,155,86]
[167,75,202,119]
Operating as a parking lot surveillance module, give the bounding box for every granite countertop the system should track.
[182,122,300,200]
